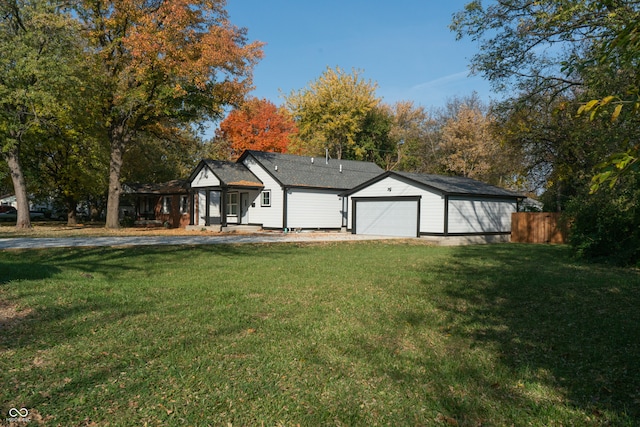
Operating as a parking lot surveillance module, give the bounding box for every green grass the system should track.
[1,242,639,426]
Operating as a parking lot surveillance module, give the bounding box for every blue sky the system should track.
[225,0,496,111]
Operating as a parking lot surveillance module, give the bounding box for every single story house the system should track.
[188,150,384,230]
[121,180,189,228]
[342,171,524,238]
[186,150,524,239]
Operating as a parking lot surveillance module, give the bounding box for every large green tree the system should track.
[0,0,84,228]
[75,0,264,228]
[452,0,640,187]
[285,66,380,160]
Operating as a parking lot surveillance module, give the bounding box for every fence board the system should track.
[511,212,566,244]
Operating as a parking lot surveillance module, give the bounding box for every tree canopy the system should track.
[453,0,640,264]
[284,66,380,160]
[217,98,296,157]
[0,0,86,228]
[75,0,264,228]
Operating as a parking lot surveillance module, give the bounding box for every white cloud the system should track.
[410,71,470,92]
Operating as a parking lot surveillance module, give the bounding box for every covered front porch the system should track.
[188,159,265,230]
[189,186,263,229]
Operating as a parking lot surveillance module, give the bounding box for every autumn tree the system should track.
[0,0,84,228]
[217,98,297,157]
[74,0,264,228]
[284,66,380,159]
[385,101,438,173]
[439,103,495,180]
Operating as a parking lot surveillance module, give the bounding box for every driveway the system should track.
[0,232,404,250]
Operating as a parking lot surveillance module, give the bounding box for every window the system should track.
[180,195,189,214]
[226,193,238,216]
[161,196,172,214]
[261,190,271,207]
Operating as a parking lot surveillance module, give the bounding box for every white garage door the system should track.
[354,198,419,237]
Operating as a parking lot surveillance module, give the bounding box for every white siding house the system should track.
[186,151,523,238]
[343,171,523,238]
[187,151,383,231]
[238,151,383,230]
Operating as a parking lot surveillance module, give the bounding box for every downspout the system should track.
[443,195,449,236]
[341,195,348,229]
[282,186,288,230]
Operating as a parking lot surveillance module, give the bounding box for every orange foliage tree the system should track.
[218,98,297,156]
[75,0,264,228]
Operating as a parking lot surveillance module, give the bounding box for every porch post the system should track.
[205,189,211,226]
[221,187,228,227]
[189,189,195,226]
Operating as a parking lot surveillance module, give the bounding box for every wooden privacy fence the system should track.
[511,212,567,244]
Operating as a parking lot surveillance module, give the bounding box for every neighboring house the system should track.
[188,151,384,230]
[0,194,16,207]
[121,180,189,228]
[342,171,524,238]
[0,193,54,212]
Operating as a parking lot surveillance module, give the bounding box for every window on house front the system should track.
[162,196,172,214]
[261,190,271,207]
[180,195,189,214]
[226,193,238,216]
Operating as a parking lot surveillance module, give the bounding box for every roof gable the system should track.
[188,159,263,188]
[239,150,384,190]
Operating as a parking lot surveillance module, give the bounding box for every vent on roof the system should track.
[339,164,343,173]
[311,157,314,164]
[275,165,278,171]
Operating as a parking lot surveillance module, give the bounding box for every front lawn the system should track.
[1,242,638,426]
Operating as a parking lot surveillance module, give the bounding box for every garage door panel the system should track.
[355,199,419,237]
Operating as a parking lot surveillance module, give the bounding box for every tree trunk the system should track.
[66,196,78,226]
[105,127,127,229]
[4,145,32,229]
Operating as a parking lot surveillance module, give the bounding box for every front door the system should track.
[240,192,249,224]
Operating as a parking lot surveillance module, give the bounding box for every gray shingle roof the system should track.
[241,150,384,189]
[201,160,263,187]
[395,171,523,198]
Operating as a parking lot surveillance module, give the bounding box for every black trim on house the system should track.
[205,190,211,226]
[282,187,288,230]
[420,231,512,237]
[221,187,228,227]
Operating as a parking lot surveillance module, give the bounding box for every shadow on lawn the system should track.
[0,243,302,350]
[431,244,640,423]
[1,243,304,422]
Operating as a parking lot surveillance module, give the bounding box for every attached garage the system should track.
[344,171,523,239]
[353,197,420,237]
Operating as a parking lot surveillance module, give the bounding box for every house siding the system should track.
[286,188,343,229]
[447,197,516,234]
[346,176,445,234]
[242,156,284,228]
[191,166,220,188]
